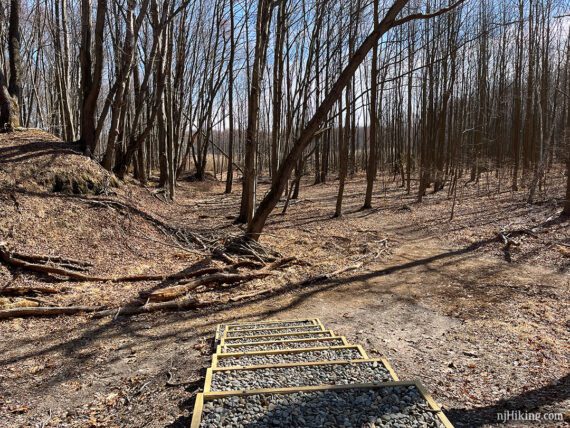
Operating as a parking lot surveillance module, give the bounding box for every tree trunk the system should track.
[238,0,273,224]
[0,71,19,131]
[246,0,413,239]
[364,0,379,209]
[562,155,570,216]
[80,0,107,155]
[225,0,236,194]
[8,0,21,127]
[271,0,286,184]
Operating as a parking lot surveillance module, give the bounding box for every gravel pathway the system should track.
[217,348,363,367]
[210,360,393,391]
[221,338,345,353]
[223,331,332,345]
[199,385,446,427]
[225,326,323,338]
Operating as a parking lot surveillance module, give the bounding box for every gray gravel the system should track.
[225,326,323,338]
[221,338,345,353]
[226,320,316,333]
[211,360,393,391]
[217,348,363,367]
[199,385,446,427]
[223,331,332,345]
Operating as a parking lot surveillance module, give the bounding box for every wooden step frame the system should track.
[211,344,368,369]
[204,358,399,393]
[215,318,321,341]
[221,321,326,340]
[216,336,349,354]
[220,329,336,346]
[190,380,454,428]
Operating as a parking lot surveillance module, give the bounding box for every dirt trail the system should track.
[1,214,568,427]
[216,221,569,427]
[0,139,568,427]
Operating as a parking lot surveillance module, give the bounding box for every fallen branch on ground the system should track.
[147,256,304,302]
[0,244,225,282]
[5,251,93,268]
[299,263,363,286]
[229,288,275,302]
[0,286,59,296]
[0,305,102,319]
[0,297,206,319]
[148,271,272,302]
[93,296,203,318]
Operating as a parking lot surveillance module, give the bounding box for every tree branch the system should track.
[392,0,467,27]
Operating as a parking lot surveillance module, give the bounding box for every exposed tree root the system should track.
[221,236,281,262]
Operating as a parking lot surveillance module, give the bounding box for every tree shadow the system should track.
[1,234,565,426]
[447,374,569,427]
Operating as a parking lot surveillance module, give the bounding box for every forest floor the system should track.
[0,131,569,427]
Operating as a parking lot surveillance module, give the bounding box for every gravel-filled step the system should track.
[223,331,333,345]
[221,337,346,353]
[216,347,365,368]
[210,360,394,391]
[197,384,447,427]
[225,320,318,333]
[225,325,323,338]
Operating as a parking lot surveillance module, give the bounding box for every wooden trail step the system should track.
[217,336,349,354]
[222,323,326,339]
[204,358,399,392]
[212,344,369,368]
[215,318,320,341]
[191,381,454,428]
[220,329,336,345]
[194,318,454,427]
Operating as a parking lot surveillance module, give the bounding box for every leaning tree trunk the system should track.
[246,0,465,239]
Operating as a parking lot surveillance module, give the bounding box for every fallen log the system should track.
[0,305,102,319]
[0,298,39,310]
[149,271,271,302]
[0,286,59,296]
[299,263,362,286]
[229,288,275,302]
[0,244,107,281]
[94,296,202,318]
[0,244,222,282]
[4,251,93,268]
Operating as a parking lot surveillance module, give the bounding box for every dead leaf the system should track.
[105,392,119,407]
[9,405,29,414]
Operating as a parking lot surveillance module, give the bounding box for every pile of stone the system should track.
[191,318,453,427]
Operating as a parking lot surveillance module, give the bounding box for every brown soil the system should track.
[0,131,568,427]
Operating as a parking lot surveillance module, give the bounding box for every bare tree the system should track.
[238,0,273,223]
[79,0,107,155]
[247,0,466,238]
